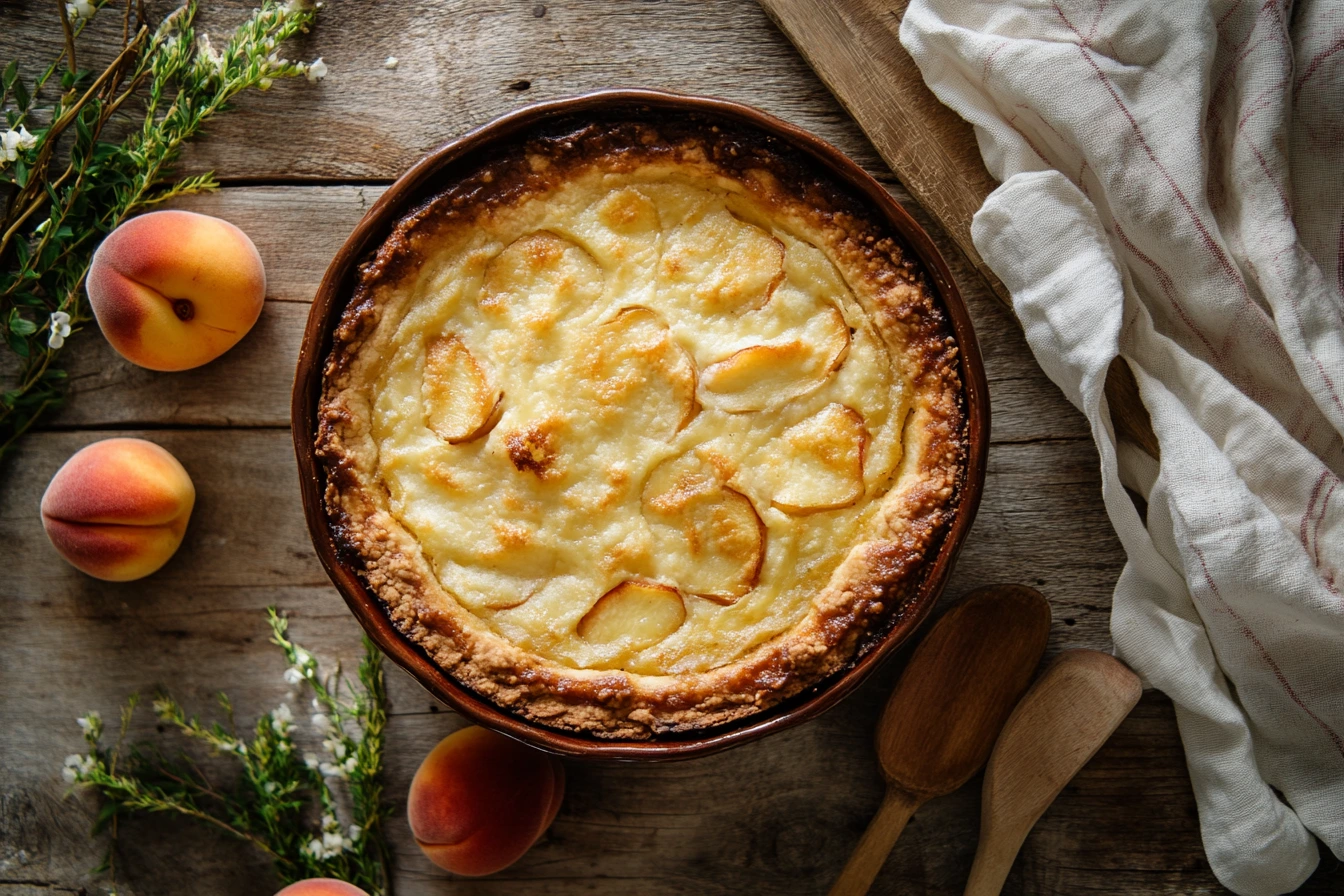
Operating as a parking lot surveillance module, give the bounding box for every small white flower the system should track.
[311,698,321,710]
[348,824,363,842]
[264,781,277,794]
[332,740,347,760]
[323,829,344,850]
[151,697,174,719]
[76,713,99,734]
[283,667,304,685]
[318,761,345,779]
[258,77,273,90]
[304,837,323,858]
[196,34,224,78]
[294,648,312,666]
[341,756,357,775]
[62,753,96,782]
[311,712,332,733]
[303,752,320,769]
[384,56,399,70]
[306,57,328,82]
[321,812,337,829]
[271,703,293,734]
[65,0,95,22]
[276,741,291,754]
[220,739,246,756]
[0,127,33,163]
[48,311,72,349]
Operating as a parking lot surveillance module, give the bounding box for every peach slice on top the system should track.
[579,306,697,437]
[660,207,784,313]
[578,579,687,650]
[767,403,869,514]
[641,452,765,603]
[700,303,850,412]
[422,334,502,444]
[480,231,603,330]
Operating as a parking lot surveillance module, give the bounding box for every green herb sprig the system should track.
[62,609,393,895]
[1,0,324,462]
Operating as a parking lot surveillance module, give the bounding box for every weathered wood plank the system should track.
[1,0,890,182]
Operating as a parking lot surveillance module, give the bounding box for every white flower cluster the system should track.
[301,812,359,860]
[65,0,95,22]
[76,712,101,735]
[1,126,36,163]
[197,33,225,78]
[48,312,72,349]
[218,738,247,756]
[283,646,316,684]
[62,752,97,783]
[271,702,293,735]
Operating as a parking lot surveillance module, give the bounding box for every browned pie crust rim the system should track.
[313,104,971,742]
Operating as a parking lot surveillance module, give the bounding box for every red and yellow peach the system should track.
[273,881,369,896]
[41,438,195,581]
[408,726,565,877]
[87,209,266,371]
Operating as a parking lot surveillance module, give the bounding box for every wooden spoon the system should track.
[828,584,1052,896]
[964,649,1142,896]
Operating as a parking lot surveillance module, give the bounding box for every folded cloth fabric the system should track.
[900,2,1344,894]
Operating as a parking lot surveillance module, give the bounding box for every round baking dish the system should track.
[293,88,989,761]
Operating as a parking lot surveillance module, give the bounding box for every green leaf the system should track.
[12,159,27,188]
[6,330,30,357]
[2,60,16,89]
[9,312,37,337]
[42,367,69,382]
[13,76,28,110]
[91,799,121,836]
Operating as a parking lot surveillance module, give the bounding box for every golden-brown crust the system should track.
[316,119,965,739]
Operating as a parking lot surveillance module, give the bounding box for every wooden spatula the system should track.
[828,584,1052,896]
[963,649,1142,896]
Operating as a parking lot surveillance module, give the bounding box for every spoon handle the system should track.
[828,787,922,896]
[963,823,1027,896]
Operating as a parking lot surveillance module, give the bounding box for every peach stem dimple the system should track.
[172,298,195,321]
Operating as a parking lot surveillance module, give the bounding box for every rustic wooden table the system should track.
[2,2,1338,894]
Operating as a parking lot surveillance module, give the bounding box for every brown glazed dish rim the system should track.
[292,88,989,762]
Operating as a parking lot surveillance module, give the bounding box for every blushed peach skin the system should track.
[408,726,565,877]
[274,881,369,896]
[87,209,266,371]
[41,438,195,581]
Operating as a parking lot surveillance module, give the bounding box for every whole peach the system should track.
[41,438,195,581]
[408,726,565,877]
[273,881,369,896]
[87,209,266,371]
[272,881,368,891]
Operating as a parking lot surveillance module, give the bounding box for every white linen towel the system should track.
[900,2,1344,893]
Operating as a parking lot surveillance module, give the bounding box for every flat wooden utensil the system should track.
[964,649,1142,896]
[756,0,1158,457]
[829,584,1052,896]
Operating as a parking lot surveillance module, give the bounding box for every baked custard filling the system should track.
[319,119,965,737]
[373,170,906,675]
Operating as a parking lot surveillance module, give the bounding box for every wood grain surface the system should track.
[1,2,1338,895]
